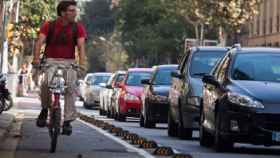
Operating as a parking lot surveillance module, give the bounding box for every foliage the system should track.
[115,0,193,67]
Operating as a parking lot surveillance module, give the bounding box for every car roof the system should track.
[234,47,280,54]
[92,72,112,76]
[156,64,178,70]
[128,68,153,72]
[191,46,229,52]
[114,70,126,74]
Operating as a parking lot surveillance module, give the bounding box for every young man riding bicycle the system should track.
[32,1,87,136]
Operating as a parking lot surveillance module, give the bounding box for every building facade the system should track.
[242,0,280,47]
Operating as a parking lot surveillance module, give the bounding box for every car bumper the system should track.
[120,101,141,117]
[219,109,280,146]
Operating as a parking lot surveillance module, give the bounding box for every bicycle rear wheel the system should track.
[49,108,61,153]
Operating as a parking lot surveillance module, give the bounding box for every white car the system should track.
[83,72,112,109]
[100,71,126,116]
[78,73,94,101]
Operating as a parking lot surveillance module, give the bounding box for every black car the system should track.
[201,46,280,152]
[140,65,178,128]
[168,47,228,139]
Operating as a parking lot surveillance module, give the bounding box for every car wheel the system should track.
[177,123,192,139]
[83,101,91,109]
[143,110,155,128]
[140,114,144,127]
[168,110,177,137]
[118,113,126,122]
[199,109,213,147]
[214,110,233,152]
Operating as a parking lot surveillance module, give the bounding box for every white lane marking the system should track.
[78,119,156,158]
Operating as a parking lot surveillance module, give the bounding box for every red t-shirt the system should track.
[40,17,86,59]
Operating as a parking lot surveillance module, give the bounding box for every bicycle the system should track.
[36,63,81,153]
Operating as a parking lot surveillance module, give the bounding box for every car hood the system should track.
[232,80,280,103]
[152,85,170,96]
[125,86,144,97]
[189,77,203,97]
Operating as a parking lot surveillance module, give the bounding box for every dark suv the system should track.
[201,46,280,151]
[168,47,228,139]
[140,65,178,128]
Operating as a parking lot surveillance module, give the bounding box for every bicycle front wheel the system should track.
[49,108,61,153]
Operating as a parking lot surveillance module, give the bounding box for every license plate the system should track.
[272,132,280,142]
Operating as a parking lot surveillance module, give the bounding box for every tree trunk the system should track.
[218,26,227,46]
[200,24,204,46]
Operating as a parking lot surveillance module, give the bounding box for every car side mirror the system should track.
[86,80,91,85]
[141,79,151,85]
[106,84,113,89]
[202,75,219,87]
[171,71,183,79]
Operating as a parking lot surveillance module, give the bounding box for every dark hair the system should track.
[57,1,77,16]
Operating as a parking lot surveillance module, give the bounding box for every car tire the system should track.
[83,101,91,109]
[214,109,233,152]
[200,109,213,147]
[168,110,177,137]
[140,114,144,127]
[178,123,192,139]
[117,113,126,122]
[143,110,155,128]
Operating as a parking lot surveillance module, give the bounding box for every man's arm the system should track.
[77,37,86,69]
[33,33,46,64]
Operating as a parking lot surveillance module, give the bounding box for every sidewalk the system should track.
[0,112,15,141]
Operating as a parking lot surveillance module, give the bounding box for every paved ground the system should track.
[78,104,280,158]
[0,97,147,158]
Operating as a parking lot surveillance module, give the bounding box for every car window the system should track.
[106,74,115,85]
[91,75,111,85]
[231,53,280,82]
[217,56,230,82]
[116,74,125,83]
[189,51,226,78]
[152,69,174,85]
[126,72,152,86]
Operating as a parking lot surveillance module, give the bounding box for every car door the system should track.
[170,51,190,122]
[204,54,231,129]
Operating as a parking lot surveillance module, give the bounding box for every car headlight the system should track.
[124,93,139,101]
[227,92,264,109]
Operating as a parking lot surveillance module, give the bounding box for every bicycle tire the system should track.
[49,108,61,153]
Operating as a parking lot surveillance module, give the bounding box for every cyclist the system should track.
[32,0,87,135]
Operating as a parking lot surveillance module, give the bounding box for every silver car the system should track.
[83,72,112,109]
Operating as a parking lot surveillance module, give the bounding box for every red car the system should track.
[115,68,153,121]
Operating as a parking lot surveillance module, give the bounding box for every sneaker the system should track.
[62,121,72,136]
[36,108,48,127]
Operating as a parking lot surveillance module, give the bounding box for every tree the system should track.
[115,0,192,67]
[166,0,262,46]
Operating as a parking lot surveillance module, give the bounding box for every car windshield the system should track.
[152,69,174,85]
[116,74,125,83]
[190,51,226,78]
[232,53,280,82]
[91,75,110,85]
[126,72,152,86]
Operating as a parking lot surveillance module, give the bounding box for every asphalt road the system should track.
[1,96,279,158]
[78,103,280,158]
[0,97,146,158]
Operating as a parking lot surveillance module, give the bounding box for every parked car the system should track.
[99,74,115,115]
[201,46,280,151]
[168,47,228,139]
[140,65,178,128]
[115,68,153,121]
[78,73,94,101]
[100,71,126,116]
[83,72,112,109]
